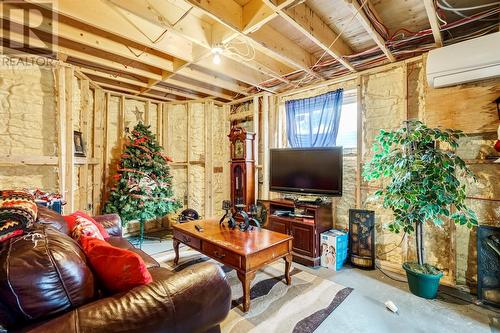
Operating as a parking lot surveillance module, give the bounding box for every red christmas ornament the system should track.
[162,155,173,162]
[134,137,147,144]
[494,140,500,152]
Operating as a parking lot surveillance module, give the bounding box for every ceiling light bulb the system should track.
[213,53,221,65]
[211,44,223,65]
[211,46,223,54]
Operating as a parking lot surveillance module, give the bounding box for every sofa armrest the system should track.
[22,262,231,333]
[93,214,122,237]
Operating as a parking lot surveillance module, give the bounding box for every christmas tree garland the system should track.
[103,122,182,225]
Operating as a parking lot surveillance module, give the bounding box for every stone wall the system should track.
[0,62,58,191]
[164,101,230,221]
[0,60,107,216]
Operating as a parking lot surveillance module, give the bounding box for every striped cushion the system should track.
[0,191,38,242]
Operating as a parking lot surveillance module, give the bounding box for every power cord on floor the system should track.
[375,231,408,282]
[372,234,500,314]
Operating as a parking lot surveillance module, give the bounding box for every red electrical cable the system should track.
[254,6,500,90]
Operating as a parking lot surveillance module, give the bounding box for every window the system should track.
[336,98,358,151]
[285,89,357,152]
[285,90,344,148]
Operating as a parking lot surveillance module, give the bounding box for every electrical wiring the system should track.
[437,0,500,11]
[224,40,256,62]
[439,0,500,21]
[359,0,389,39]
[247,3,500,91]
[294,0,371,88]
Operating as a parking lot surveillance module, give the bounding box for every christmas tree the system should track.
[104,123,181,246]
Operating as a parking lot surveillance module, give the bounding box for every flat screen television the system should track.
[270,147,343,196]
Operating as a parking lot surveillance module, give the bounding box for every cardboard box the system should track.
[320,229,348,271]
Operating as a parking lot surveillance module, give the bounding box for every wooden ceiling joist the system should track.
[107,0,289,93]
[27,0,252,98]
[344,0,396,62]
[98,82,174,102]
[76,66,204,100]
[6,0,489,100]
[2,19,236,101]
[423,0,444,48]
[262,0,357,72]
[184,0,323,81]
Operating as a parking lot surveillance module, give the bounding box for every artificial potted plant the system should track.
[363,120,478,299]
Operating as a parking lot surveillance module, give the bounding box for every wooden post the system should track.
[80,79,91,212]
[93,89,105,213]
[144,100,150,126]
[103,92,111,200]
[119,95,125,149]
[270,96,278,149]
[204,101,214,217]
[223,104,231,203]
[277,102,286,148]
[253,96,259,201]
[402,63,409,263]
[186,102,191,207]
[355,77,362,209]
[56,66,67,208]
[65,66,75,213]
[163,103,170,149]
[262,94,270,200]
[156,103,163,144]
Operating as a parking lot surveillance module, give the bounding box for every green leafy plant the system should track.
[362,120,477,274]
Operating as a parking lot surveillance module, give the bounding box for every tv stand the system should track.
[265,199,332,266]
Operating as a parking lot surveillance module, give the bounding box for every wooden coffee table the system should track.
[173,219,293,312]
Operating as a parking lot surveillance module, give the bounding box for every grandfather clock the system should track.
[228,127,255,212]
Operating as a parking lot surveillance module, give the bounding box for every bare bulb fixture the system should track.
[212,45,223,65]
[213,53,221,65]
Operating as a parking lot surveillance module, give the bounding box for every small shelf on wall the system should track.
[464,159,499,165]
[0,156,58,166]
[171,160,205,166]
[0,156,100,166]
[74,157,99,165]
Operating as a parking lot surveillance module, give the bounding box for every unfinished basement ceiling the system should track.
[1,0,498,101]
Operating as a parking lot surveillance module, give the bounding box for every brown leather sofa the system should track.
[0,206,231,333]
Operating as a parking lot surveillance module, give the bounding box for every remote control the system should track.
[195,224,204,232]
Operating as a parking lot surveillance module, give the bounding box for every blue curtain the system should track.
[285,89,344,147]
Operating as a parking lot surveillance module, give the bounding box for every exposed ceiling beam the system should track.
[423,0,443,47]
[242,0,277,33]
[25,0,251,97]
[344,0,396,62]
[184,0,323,80]
[107,0,288,92]
[247,25,321,79]
[263,0,356,72]
[1,22,236,101]
[75,66,203,100]
[92,81,175,101]
[2,3,177,71]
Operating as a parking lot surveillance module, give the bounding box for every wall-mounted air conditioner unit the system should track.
[426,31,500,88]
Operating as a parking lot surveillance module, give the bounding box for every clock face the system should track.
[234,139,244,158]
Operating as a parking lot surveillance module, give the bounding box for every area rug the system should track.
[153,246,353,333]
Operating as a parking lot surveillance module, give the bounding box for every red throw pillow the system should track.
[79,236,153,293]
[64,211,109,240]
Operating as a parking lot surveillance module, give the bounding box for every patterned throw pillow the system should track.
[69,215,105,241]
[0,191,38,242]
